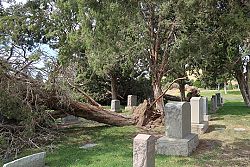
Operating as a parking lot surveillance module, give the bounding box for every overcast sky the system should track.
[2,0,27,8]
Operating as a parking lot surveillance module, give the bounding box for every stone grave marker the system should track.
[156,102,199,156]
[3,152,46,167]
[125,95,137,111]
[211,95,217,113]
[216,93,221,106]
[133,134,155,167]
[111,99,120,112]
[190,97,209,134]
[202,97,211,121]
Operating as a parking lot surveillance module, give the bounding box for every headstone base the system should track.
[191,121,209,134]
[203,115,211,121]
[156,133,199,156]
[125,106,137,112]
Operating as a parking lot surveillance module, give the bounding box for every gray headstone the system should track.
[190,97,203,124]
[3,152,46,167]
[202,97,208,115]
[216,93,221,106]
[127,95,137,107]
[156,102,199,156]
[165,102,191,139]
[211,95,217,113]
[111,100,120,112]
[133,134,155,167]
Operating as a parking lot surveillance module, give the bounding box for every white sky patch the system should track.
[2,0,27,8]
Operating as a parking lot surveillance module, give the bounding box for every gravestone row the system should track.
[133,95,219,166]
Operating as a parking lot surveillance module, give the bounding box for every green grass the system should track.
[2,89,250,167]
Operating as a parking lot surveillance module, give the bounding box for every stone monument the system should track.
[125,95,137,111]
[202,97,210,121]
[190,97,209,134]
[3,152,46,167]
[111,99,120,112]
[216,93,221,106]
[156,102,199,156]
[133,134,155,167]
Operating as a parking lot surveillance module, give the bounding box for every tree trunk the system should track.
[179,81,185,101]
[235,69,250,107]
[152,80,164,113]
[224,81,227,94]
[49,100,135,126]
[110,74,118,100]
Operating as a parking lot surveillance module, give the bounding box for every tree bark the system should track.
[110,73,118,100]
[179,81,186,101]
[49,100,135,126]
[152,80,164,113]
[235,69,250,107]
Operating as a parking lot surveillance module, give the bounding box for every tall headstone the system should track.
[202,97,210,121]
[133,134,155,167]
[216,93,221,106]
[190,97,209,134]
[211,95,217,113]
[156,102,199,156]
[127,95,137,106]
[125,95,138,111]
[111,100,120,112]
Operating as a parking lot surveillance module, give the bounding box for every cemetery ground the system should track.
[1,90,250,167]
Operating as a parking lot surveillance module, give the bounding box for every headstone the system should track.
[156,102,199,156]
[127,95,137,106]
[3,152,46,167]
[190,97,209,134]
[111,100,120,112]
[202,97,210,121]
[62,115,79,124]
[211,95,217,113]
[125,95,137,111]
[216,93,221,106]
[133,134,155,167]
[190,97,203,124]
[221,97,224,106]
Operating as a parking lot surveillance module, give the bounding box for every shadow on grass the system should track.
[46,125,135,167]
[195,139,222,154]
[206,124,226,133]
[195,138,250,166]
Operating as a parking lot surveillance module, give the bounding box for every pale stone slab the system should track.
[165,102,191,139]
[204,115,211,121]
[111,100,120,112]
[62,115,79,124]
[3,152,46,167]
[133,134,155,167]
[191,121,209,134]
[190,97,203,124]
[127,95,137,107]
[156,133,199,156]
[79,143,98,149]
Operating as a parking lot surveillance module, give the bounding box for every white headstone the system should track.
[190,97,203,124]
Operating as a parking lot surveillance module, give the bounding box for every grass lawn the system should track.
[1,90,250,167]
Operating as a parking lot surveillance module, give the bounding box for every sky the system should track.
[2,0,27,8]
